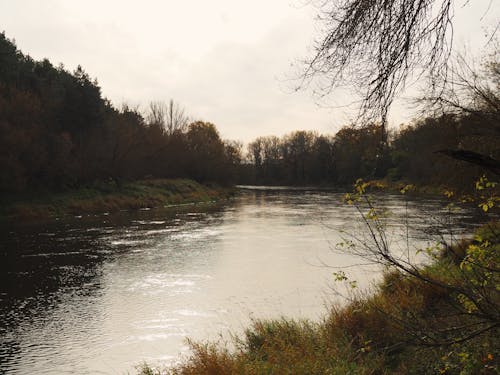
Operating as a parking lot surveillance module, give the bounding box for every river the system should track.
[0,188,482,374]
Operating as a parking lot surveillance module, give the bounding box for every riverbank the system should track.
[140,222,499,375]
[0,179,234,221]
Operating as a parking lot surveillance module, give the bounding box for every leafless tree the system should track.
[302,0,495,128]
[422,47,500,126]
[419,47,500,174]
[146,99,190,135]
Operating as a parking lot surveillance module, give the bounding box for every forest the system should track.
[0,33,242,194]
[1,31,498,197]
[244,113,499,189]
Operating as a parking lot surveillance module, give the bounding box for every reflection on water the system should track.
[0,190,483,374]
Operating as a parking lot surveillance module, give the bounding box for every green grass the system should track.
[140,223,499,375]
[0,179,234,220]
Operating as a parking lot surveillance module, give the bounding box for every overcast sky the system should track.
[0,0,498,142]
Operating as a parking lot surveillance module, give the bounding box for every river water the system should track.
[0,189,483,374]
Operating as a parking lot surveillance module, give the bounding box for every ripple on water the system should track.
[173,309,214,318]
[127,333,187,342]
[109,239,151,246]
[169,228,221,240]
[132,220,167,225]
[127,274,202,297]
[143,228,178,236]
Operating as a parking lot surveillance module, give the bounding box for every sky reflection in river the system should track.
[0,190,483,374]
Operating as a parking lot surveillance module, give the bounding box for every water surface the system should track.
[0,190,482,374]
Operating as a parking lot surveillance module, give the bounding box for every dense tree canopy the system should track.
[0,33,241,192]
[243,110,498,189]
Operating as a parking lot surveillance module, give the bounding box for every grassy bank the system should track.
[140,223,499,375]
[0,179,234,221]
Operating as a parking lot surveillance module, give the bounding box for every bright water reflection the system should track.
[0,190,483,374]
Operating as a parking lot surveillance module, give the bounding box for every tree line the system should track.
[1,32,497,193]
[0,33,242,192]
[243,110,498,189]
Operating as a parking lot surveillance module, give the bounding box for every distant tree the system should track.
[0,33,24,85]
[333,124,389,184]
[186,121,226,182]
[312,135,336,182]
[146,99,190,135]
[282,131,316,184]
[224,140,243,166]
[223,140,244,183]
[101,106,148,184]
[247,138,263,167]
[248,138,264,182]
[60,65,104,134]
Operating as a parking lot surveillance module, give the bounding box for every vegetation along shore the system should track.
[0,179,233,221]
